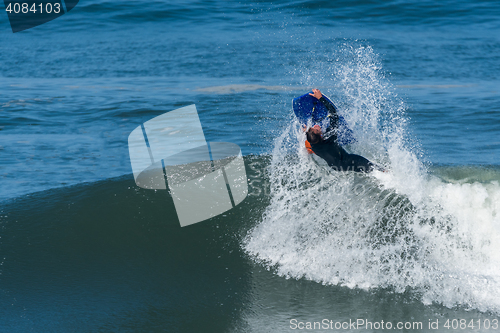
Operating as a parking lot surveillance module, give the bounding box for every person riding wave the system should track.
[304,89,380,173]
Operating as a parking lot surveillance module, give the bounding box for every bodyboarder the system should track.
[304,89,379,173]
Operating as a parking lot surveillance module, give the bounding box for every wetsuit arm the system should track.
[318,96,338,115]
[318,96,339,129]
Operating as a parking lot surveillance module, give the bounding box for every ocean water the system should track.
[1,0,500,332]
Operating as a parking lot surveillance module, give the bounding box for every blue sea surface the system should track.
[1,1,500,332]
[1,0,499,199]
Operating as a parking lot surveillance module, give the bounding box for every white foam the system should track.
[244,46,500,313]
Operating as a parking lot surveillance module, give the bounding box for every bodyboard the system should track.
[292,92,355,145]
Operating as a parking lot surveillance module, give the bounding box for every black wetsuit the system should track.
[310,97,374,173]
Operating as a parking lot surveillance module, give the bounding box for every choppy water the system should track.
[1,0,500,332]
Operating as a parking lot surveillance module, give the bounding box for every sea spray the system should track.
[244,46,500,313]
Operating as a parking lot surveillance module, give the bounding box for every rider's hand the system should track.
[309,89,322,100]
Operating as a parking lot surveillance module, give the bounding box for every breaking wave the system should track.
[244,46,500,313]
